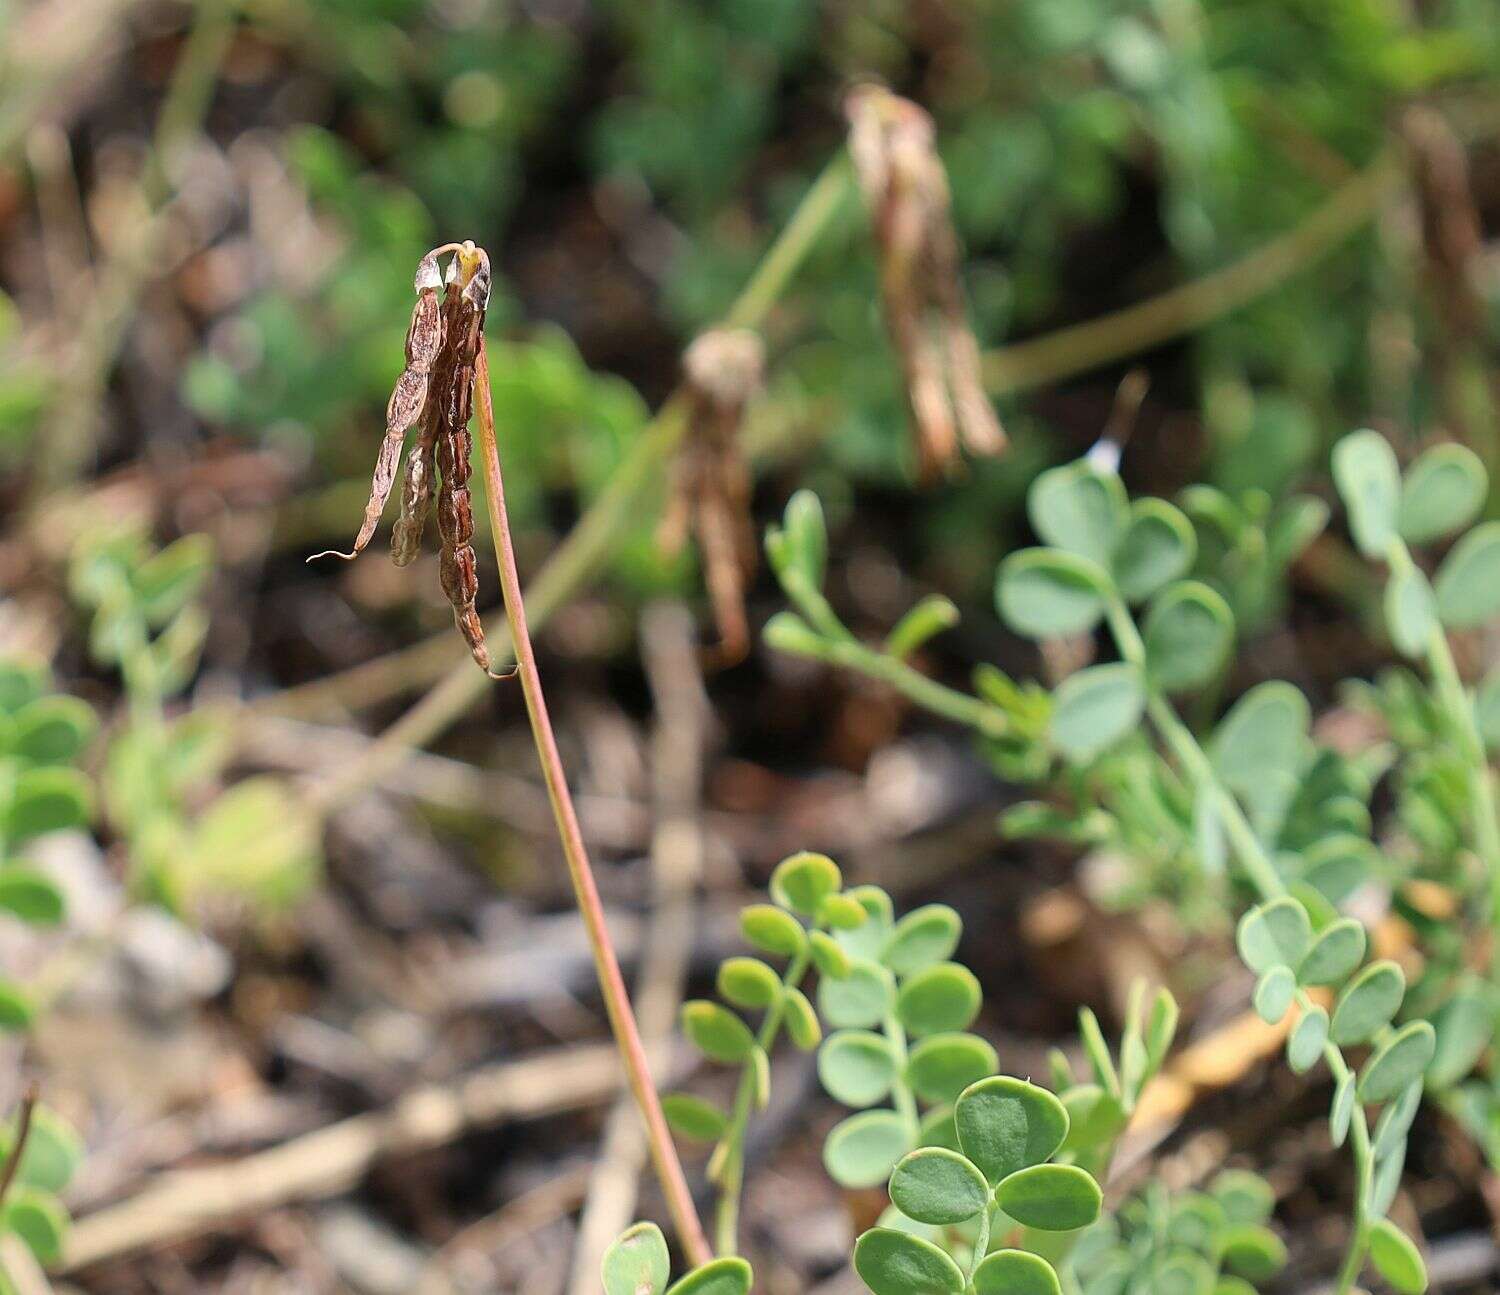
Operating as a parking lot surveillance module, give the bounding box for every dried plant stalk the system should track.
[845,83,1005,477]
[659,328,764,665]
[311,251,446,562]
[312,241,506,677]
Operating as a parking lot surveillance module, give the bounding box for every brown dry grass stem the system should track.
[471,338,712,1265]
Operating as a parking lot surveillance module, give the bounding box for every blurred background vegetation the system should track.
[0,0,1497,1291]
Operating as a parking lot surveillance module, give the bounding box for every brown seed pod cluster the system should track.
[845,83,1005,479]
[311,241,506,677]
[658,328,764,666]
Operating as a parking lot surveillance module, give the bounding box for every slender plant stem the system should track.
[815,638,1012,739]
[0,1086,38,1217]
[713,945,811,1256]
[472,340,712,1267]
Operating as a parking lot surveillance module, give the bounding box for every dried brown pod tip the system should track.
[312,241,510,679]
[660,327,765,667]
[844,83,1005,479]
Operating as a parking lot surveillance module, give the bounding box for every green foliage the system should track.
[1066,1171,1286,1294]
[0,1102,82,1270]
[761,428,1487,1290]
[70,529,319,913]
[601,1222,753,1295]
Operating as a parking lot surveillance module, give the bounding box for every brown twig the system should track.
[0,1084,38,1218]
[473,338,713,1266]
[60,1041,657,1271]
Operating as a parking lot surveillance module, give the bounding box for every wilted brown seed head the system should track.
[683,328,765,411]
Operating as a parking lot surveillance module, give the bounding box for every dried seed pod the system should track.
[845,84,1005,478]
[308,253,447,562]
[660,328,764,665]
[315,240,507,678]
[432,243,506,677]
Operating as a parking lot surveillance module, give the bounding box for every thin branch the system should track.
[472,338,713,1266]
[0,1085,38,1218]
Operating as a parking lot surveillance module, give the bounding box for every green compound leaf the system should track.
[824,1110,915,1189]
[762,612,824,658]
[1219,1224,1288,1282]
[817,956,893,1030]
[783,987,821,1051]
[1287,1005,1329,1074]
[750,1045,771,1110]
[1399,442,1487,544]
[906,1032,998,1105]
[954,1076,1069,1185]
[853,1227,965,1295]
[819,892,869,930]
[1213,1169,1275,1224]
[135,532,214,625]
[1435,521,1500,628]
[602,1221,670,1295]
[1374,1081,1423,1161]
[1330,1071,1356,1148]
[897,962,982,1037]
[664,1257,754,1295]
[818,1030,897,1108]
[1114,498,1196,604]
[1478,669,1500,751]
[768,489,827,591]
[769,851,841,916]
[0,869,65,926]
[888,1147,989,1225]
[972,1249,1063,1295]
[1028,460,1129,568]
[739,904,806,959]
[881,904,962,977]
[1330,960,1405,1045]
[1385,562,1437,658]
[1297,919,1367,987]
[809,930,852,980]
[1368,1218,1428,1295]
[994,1163,1102,1231]
[0,658,47,713]
[918,1104,961,1151]
[1153,1252,1215,1295]
[4,1187,66,1263]
[6,767,92,843]
[0,979,34,1031]
[1143,581,1234,691]
[1049,663,1145,761]
[716,957,782,1010]
[1209,682,1310,796]
[1146,987,1180,1071]
[1332,429,1401,558]
[10,696,97,765]
[1359,1021,1436,1103]
[1372,1138,1407,1219]
[1236,897,1312,974]
[681,1001,755,1064]
[1059,1085,1127,1154]
[835,885,895,961]
[884,594,961,661]
[996,549,1110,639]
[661,1094,728,1143]
[1427,987,1493,1088]
[1253,966,1295,1025]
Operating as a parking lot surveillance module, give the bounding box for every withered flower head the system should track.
[312,241,507,678]
[844,83,1005,478]
[660,327,766,667]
